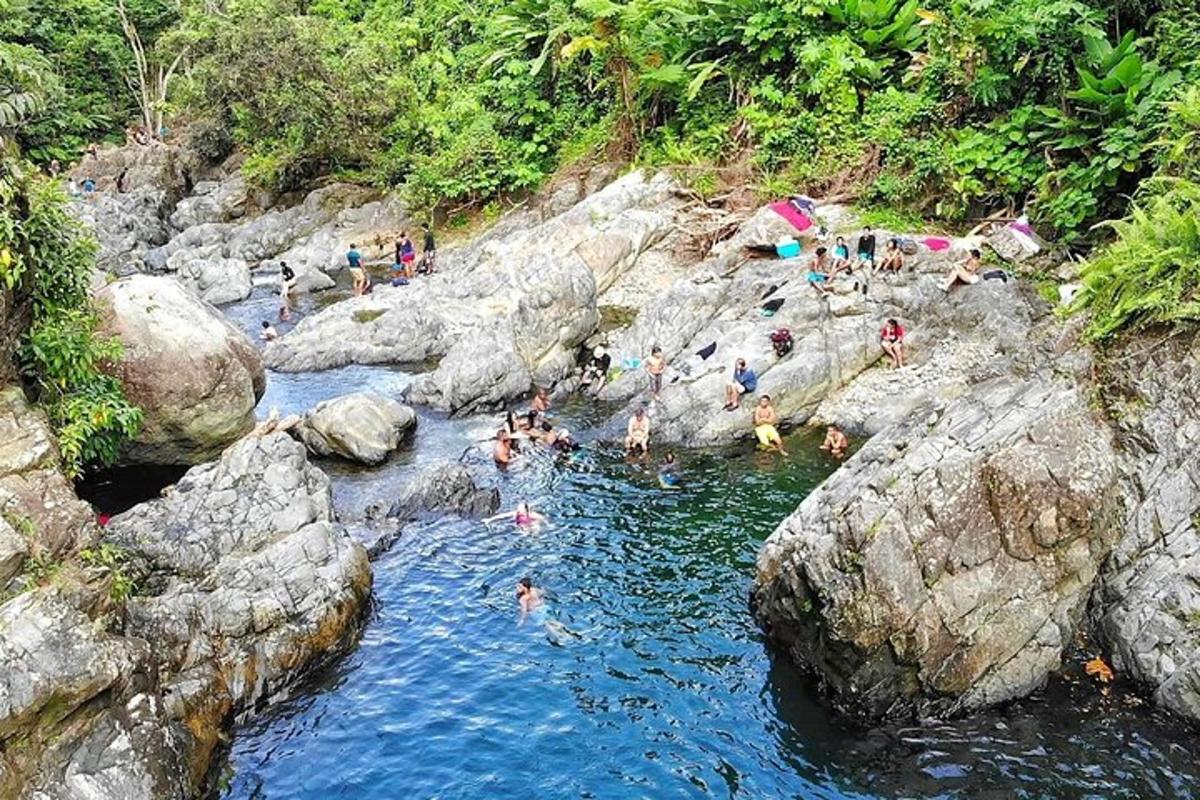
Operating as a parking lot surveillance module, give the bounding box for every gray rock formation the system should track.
[754,375,1121,718]
[95,275,266,465]
[104,432,371,786]
[173,255,252,305]
[363,462,500,557]
[264,171,678,414]
[295,392,417,464]
[1094,332,1200,721]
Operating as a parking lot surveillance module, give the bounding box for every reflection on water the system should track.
[214,395,1199,800]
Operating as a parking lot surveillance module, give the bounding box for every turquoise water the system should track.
[209,289,1199,799]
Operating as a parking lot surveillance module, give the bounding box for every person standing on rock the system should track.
[421,222,437,274]
[821,425,849,458]
[347,243,367,295]
[279,261,296,321]
[396,232,416,278]
[940,248,983,292]
[856,227,877,269]
[724,359,758,411]
[646,346,666,402]
[753,395,788,455]
[880,318,906,368]
[625,406,651,455]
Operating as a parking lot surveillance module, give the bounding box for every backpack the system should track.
[899,237,919,255]
[770,328,794,357]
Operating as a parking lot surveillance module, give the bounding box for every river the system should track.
[106,281,1200,799]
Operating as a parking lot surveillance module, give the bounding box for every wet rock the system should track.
[753,376,1121,718]
[173,256,252,305]
[95,275,266,465]
[105,433,371,783]
[364,462,500,557]
[1093,332,1200,723]
[296,392,417,464]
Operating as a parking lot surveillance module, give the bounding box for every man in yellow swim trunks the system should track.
[753,395,787,455]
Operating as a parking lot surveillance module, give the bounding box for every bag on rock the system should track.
[770,328,794,357]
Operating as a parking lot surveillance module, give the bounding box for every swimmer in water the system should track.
[658,452,681,488]
[516,576,543,618]
[485,501,546,531]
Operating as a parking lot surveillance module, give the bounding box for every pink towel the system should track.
[769,201,814,232]
[923,237,951,251]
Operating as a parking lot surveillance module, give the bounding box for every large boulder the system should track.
[104,432,371,784]
[265,170,678,413]
[1093,332,1200,723]
[363,462,501,557]
[295,392,417,464]
[95,275,266,465]
[173,256,252,305]
[753,375,1121,718]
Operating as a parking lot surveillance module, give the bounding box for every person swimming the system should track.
[486,501,546,531]
[516,576,543,617]
[658,452,681,488]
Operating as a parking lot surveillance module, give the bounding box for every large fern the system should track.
[0,43,56,132]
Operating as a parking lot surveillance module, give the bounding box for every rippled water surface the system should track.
[212,290,1198,800]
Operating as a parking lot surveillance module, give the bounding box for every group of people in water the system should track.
[346,223,438,297]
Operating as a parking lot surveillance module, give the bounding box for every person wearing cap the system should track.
[582,345,612,395]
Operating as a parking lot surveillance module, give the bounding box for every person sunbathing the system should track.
[940,248,983,292]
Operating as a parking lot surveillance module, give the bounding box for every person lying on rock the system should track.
[260,320,279,341]
[820,425,849,458]
[753,395,788,455]
[940,248,983,292]
[494,429,515,467]
[724,359,758,411]
[347,243,368,296]
[658,452,682,488]
[876,239,903,275]
[581,346,611,395]
[625,406,651,455]
[880,318,906,368]
[646,346,667,402]
[807,247,834,295]
[856,227,877,269]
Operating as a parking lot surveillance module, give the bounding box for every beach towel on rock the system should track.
[769,201,814,232]
[923,237,951,251]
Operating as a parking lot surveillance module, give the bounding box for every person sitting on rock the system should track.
[753,395,788,455]
[347,243,367,296]
[493,429,515,467]
[877,239,904,275]
[625,406,651,455]
[582,346,611,395]
[260,321,279,341]
[807,247,834,295]
[724,359,758,411]
[646,346,666,402]
[856,227,877,269]
[880,318,906,368]
[831,236,852,275]
[940,248,983,292]
[820,425,849,458]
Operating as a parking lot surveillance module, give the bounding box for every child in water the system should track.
[658,452,681,488]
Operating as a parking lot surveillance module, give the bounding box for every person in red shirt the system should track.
[880,318,906,369]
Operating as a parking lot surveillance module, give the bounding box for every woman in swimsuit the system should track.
[880,318,906,368]
[877,239,904,274]
[486,502,547,531]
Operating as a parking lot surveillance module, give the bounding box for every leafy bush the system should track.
[1072,179,1200,340]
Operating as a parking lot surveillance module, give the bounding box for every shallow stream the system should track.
[113,285,1200,799]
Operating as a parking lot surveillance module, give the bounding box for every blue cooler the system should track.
[776,240,801,259]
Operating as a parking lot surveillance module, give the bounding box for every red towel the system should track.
[769,201,814,232]
[923,237,951,251]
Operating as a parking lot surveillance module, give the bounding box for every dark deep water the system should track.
[149,285,1198,799]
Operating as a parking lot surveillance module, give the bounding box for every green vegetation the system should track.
[1,45,141,477]
[79,542,137,601]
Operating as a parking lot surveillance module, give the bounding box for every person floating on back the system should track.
[880,318,906,368]
[724,358,757,411]
[646,346,666,402]
[940,248,982,292]
[421,222,437,274]
[347,243,367,296]
[821,425,849,458]
[753,395,788,455]
[486,502,546,532]
[625,406,651,455]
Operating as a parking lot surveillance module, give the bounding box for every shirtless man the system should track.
[625,406,651,455]
[516,577,543,617]
[753,395,788,455]
[493,429,514,467]
[531,387,551,416]
[646,346,666,402]
[820,425,849,458]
